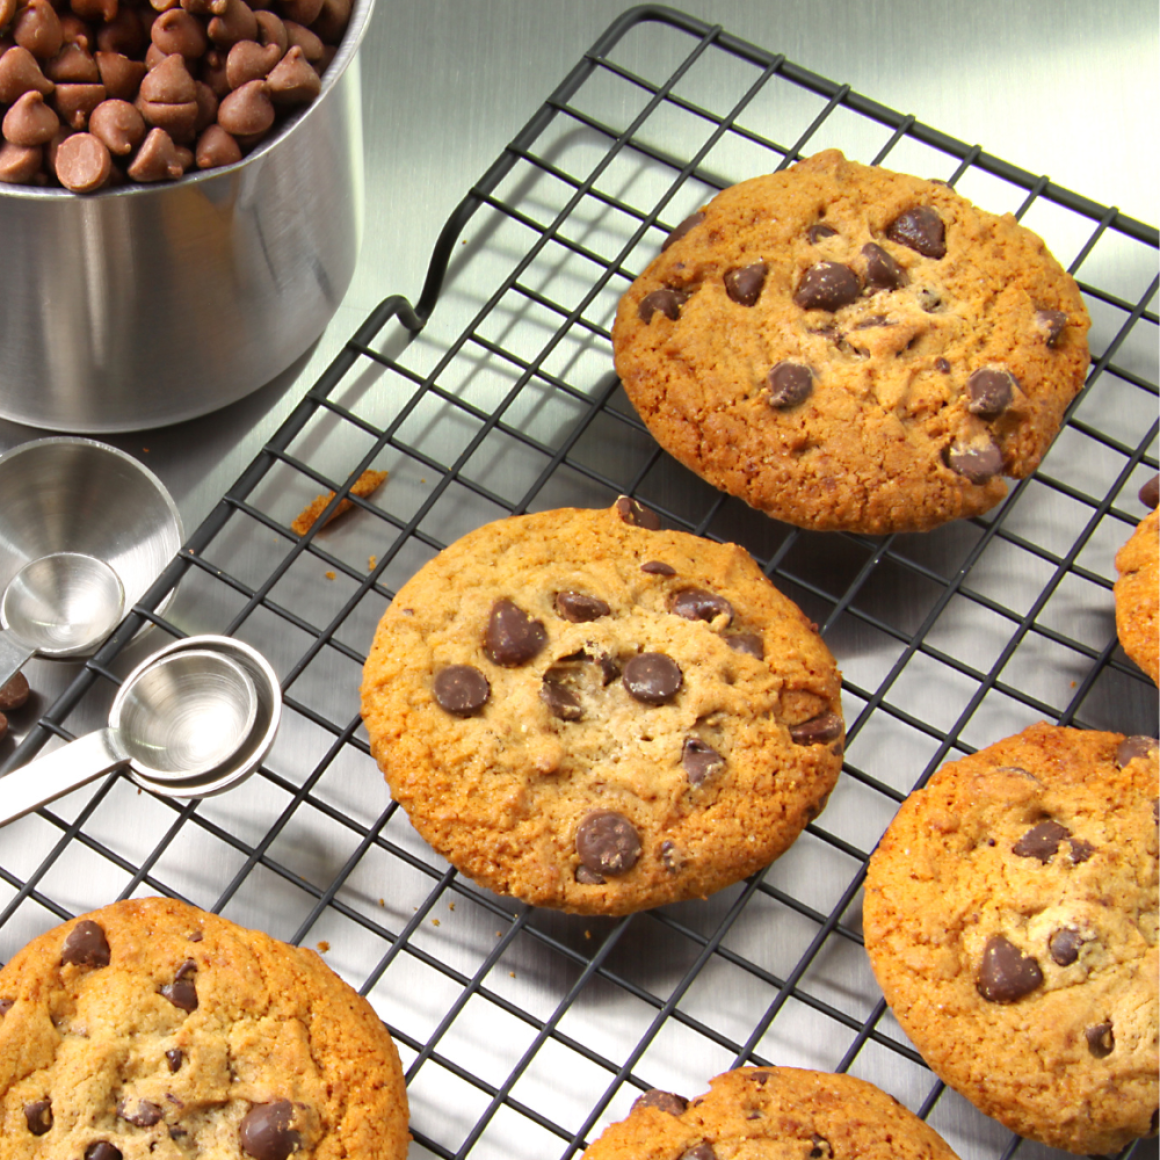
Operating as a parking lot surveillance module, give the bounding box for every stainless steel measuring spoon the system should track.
[0,645,261,827]
[0,552,125,688]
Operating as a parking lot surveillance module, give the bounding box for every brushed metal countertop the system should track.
[0,4,1156,1159]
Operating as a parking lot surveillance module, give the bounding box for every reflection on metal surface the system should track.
[0,8,1156,1160]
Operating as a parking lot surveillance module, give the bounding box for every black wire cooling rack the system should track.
[2,6,1157,1159]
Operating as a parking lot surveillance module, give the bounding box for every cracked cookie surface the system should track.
[862,723,1159,1155]
[360,502,844,915]
[1115,476,1159,685]
[0,897,410,1159]
[579,1066,961,1159]
[611,149,1090,534]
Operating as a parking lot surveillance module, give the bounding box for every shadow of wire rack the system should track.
[2,4,1157,1159]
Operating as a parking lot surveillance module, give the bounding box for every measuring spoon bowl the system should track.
[0,644,261,828]
[0,552,125,687]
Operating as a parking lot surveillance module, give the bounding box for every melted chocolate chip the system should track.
[485,599,547,667]
[622,653,682,704]
[1140,474,1160,510]
[809,1134,834,1159]
[806,223,838,244]
[1086,1022,1115,1058]
[85,1144,123,1160]
[1048,926,1084,967]
[166,1049,184,1073]
[1116,735,1158,767]
[24,1099,52,1135]
[1068,837,1095,864]
[662,211,704,251]
[160,959,198,1012]
[727,633,764,659]
[595,653,621,685]
[945,437,1003,484]
[789,712,843,746]
[634,1089,688,1115]
[670,587,733,625]
[240,1100,302,1160]
[0,999,12,1017]
[61,920,111,968]
[976,935,1044,1002]
[575,865,605,885]
[638,287,690,324]
[615,496,661,529]
[682,1148,717,1160]
[660,840,683,874]
[541,679,583,722]
[724,261,767,306]
[118,1098,164,1127]
[853,314,891,329]
[794,262,860,311]
[1012,819,1069,863]
[682,738,724,787]
[432,665,490,717]
[555,591,610,622]
[767,361,814,409]
[576,810,641,877]
[1035,309,1068,347]
[935,357,951,374]
[886,207,946,258]
[641,560,677,576]
[967,368,1016,418]
[862,243,906,291]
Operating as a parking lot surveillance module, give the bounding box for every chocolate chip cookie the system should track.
[612,149,1090,534]
[862,723,1158,1155]
[579,1066,961,1159]
[1115,474,1159,685]
[0,896,410,1159]
[360,501,844,916]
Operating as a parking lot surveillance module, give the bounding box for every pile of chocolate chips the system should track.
[0,0,351,192]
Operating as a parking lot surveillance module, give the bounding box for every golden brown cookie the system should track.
[862,723,1159,1155]
[580,1066,961,1159]
[0,896,410,1159]
[360,501,844,916]
[612,150,1090,534]
[1115,474,1159,685]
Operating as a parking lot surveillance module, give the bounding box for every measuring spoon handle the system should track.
[0,630,35,691]
[0,729,128,828]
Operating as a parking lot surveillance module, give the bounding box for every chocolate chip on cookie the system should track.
[361,504,843,915]
[433,664,490,716]
[576,810,641,877]
[622,652,682,704]
[61,919,111,968]
[612,150,1089,533]
[886,206,946,258]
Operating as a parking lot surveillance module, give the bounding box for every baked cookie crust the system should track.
[360,502,844,915]
[612,150,1090,534]
[863,723,1159,1155]
[0,896,410,1160]
[580,1065,961,1159]
[1115,476,1159,685]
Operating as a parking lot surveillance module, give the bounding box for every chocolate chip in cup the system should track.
[0,0,356,192]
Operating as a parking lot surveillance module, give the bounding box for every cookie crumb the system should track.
[325,571,336,580]
[369,555,378,571]
[316,940,330,953]
[291,469,389,536]
[432,918,440,926]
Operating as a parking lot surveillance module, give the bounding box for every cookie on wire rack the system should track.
[862,722,1159,1155]
[0,896,411,1159]
[360,500,844,916]
[579,1066,962,1159]
[1114,473,1159,685]
[611,149,1090,534]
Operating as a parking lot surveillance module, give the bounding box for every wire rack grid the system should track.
[1,6,1157,1160]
